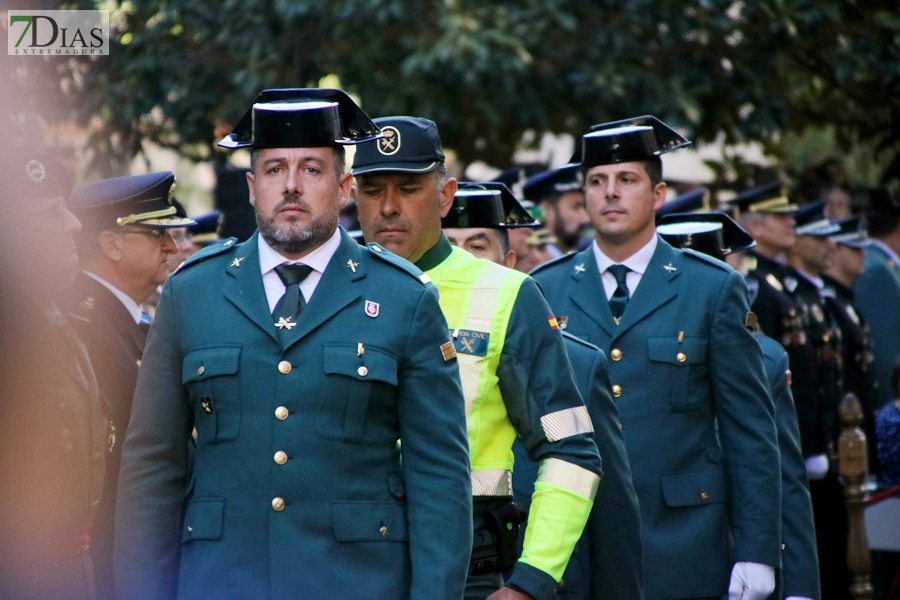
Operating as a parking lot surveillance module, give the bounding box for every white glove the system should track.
[804,453,829,481]
[728,561,776,600]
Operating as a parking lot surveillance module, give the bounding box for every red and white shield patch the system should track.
[365,300,380,318]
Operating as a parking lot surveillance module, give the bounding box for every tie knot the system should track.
[275,263,313,286]
[607,264,631,286]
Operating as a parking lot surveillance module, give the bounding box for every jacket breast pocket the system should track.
[648,337,708,412]
[182,346,242,443]
[316,344,398,444]
[660,468,729,507]
[181,497,225,542]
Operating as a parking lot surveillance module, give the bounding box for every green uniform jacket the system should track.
[853,242,900,408]
[756,335,821,600]
[531,238,781,600]
[114,230,473,600]
[417,237,602,600]
[513,333,644,600]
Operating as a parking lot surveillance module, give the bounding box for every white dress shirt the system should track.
[592,234,658,300]
[258,228,342,313]
[83,270,143,324]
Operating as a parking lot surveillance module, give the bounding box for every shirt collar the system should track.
[82,270,143,324]
[257,227,342,275]
[592,234,658,275]
[414,233,453,272]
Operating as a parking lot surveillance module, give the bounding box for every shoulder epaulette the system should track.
[365,242,431,285]
[681,248,732,272]
[529,251,577,276]
[173,237,238,275]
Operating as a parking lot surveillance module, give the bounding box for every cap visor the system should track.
[351,161,439,176]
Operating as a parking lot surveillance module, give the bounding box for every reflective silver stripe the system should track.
[536,458,600,499]
[540,406,594,442]
[471,468,512,496]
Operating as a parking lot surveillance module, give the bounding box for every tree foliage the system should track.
[5,0,899,183]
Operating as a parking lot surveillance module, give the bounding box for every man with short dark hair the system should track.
[532,116,781,600]
[354,117,602,600]
[0,150,106,600]
[114,89,472,600]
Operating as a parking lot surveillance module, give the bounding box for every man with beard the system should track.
[523,165,591,256]
[59,171,194,600]
[114,90,472,600]
[0,150,106,600]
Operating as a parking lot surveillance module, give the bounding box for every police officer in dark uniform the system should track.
[783,200,848,600]
[59,173,194,600]
[0,150,106,600]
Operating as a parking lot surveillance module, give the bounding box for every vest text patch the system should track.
[451,329,490,356]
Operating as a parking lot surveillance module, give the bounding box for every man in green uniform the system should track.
[353,117,603,600]
[657,211,821,600]
[531,116,781,600]
[114,90,473,600]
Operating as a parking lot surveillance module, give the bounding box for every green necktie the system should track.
[607,264,631,323]
[273,263,313,338]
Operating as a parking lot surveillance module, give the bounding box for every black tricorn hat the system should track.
[570,116,691,170]
[442,182,539,230]
[218,88,382,149]
[656,188,711,221]
[657,212,755,258]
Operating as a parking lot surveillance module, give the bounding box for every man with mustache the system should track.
[60,171,194,600]
[114,90,472,600]
[353,117,602,600]
[523,165,591,256]
[531,117,781,600]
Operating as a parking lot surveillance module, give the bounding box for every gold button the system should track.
[358,366,368,377]
[610,348,622,361]
[700,492,709,501]
[278,360,292,374]
[275,406,289,420]
[782,543,786,550]
[379,525,388,537]
[197,365,205,376]
[272,497,285,511]
[559,578,565,588]
[612,385,622,398]
[274,451,288,465]
[676,352,686,363]
[372,245,382,253]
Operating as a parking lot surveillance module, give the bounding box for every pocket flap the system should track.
[332,501,409,542]
[323,345,398,386]
[182,498,225,542]
[660,469,729,507]
[182,346,242,384]
[647,337,707,365]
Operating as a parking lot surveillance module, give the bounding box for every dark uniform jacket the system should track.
[0,302,106,600]
[114,230,473,600]
[756,335,821,600]
[60,271,147,600]
[513,333,644,600]
[746,252,823,457]
[532,238,781,600]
